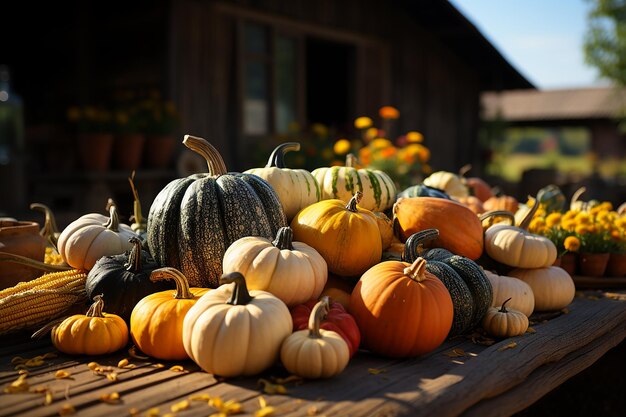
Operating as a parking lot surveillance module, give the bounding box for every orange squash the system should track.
[483,195,519,213]
[350,258,453,358]
[393,197,483,260]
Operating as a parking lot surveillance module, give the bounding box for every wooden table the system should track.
[1,289,625,417]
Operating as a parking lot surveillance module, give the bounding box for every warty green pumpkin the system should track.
[147,135,287,288]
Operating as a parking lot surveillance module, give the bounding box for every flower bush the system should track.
[67,105,114,134]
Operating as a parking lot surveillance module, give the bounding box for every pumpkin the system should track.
[85,237,173,322]
[481,298,529,338]
[483,270,535,317]
[130,267,209,360]
[484,201,557,268]
[459,164,493,202]
[320,274,354,311]
[312,153,396,212]
[281,298,350,378]
[508,266,575,312]
[51,295,128,355]
[483,195,519,213]
[183,272,292,377]
[245,142,320,221]
[147,135,287,288]
[570,186,599,212]
[350,257,453,357]
[397,184,451,200]
[422,247,493,329]
[291,191,382,278]
[422,171,468,198]
[57,205,136,270]
[291,296,360,357]
[455,196,485,215]
[393,197,483,260]
[537,184,566,214]
[373,211,394,250]
[222,226,327,307]
[403,230,475,336]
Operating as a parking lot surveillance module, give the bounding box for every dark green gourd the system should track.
[397,184,451,200]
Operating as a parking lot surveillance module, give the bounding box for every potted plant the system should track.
[140,91,181,169]
[112,98,146,171]
[67,105,114,172]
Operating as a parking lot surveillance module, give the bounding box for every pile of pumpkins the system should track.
[49,136,575,379]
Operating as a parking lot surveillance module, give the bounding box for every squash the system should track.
[245,142,320,221]
[537,184,566,214]
[570,186,599,212]
[350,257,453,357]
[57,205,136,270]
[459,164,493,202]
[393,197,483,260]
[291,296,360,357]
[320,274,355,311]
[508,266,575,312]
[85,236,173,322]
[422,171,468,198]
[281,298,350,378]
[312,153,396,212]
[397,184,451,200]
[454,196,485,215]
[222,226,327,307]
[422,247,493,328]
[130,267,209,360]
[183,272,292,377]
[483,195,519,213]
[147,135,287,288]
[483,270,535,317]
[403,230,475,336]
[291,191,382,278]
[373,211,394,250]
[51,295,128,355]
[481,298,529,338]
[484,201,557,268]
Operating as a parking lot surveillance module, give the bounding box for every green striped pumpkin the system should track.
[245,142,320,221]
[312,154,396,212]
[147,135,287,288]
[397,184,451,200]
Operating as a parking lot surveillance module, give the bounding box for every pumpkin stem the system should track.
[183,135,228,176]
[519,197,540,230]
[220,272,254,305]
[499,297,512,313]
[403,229,440,263]
[128,171,146,232]
[150,267,195,299]
[345,153,358,168]
[125,237,143,272]
[30,203,59,250]
[266,142,300,168]
[272,227,294,251]
[458,164,472,178]
[570,186,586,208]
[86,294,106,318]
[404,257,428,282]
[479,210,516,229]
[308,297,330,339]
[345,191,363,212]
[102,204,120,232]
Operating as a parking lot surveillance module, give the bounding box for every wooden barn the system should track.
[1,0,532,219]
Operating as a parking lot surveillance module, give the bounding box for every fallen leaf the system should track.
[128,346,149,360]
[526,327,536,333]
[59,403,76,415]
[118,359,129,368]
[368,368,388,374]
[271,375,303,385]
[153,363,165,369]
[31,385,48,393]
[189,393,212,402]
[307,406,319,415]
[43,352,57,360]
[254,396,275,417]
[169,365,185,372]
[561,308,569,314]
[3,374,29,393]
[128,407,139,416]
[45,390,53,405]
[444,348,466,358]
[100,392,121,404]
[258,378,288,395]
[171,400,190,412]
[106,372,118,381]
[55,370,71,379]
[87,362,100,371]
[145,407,160,417]
[604,292,626,301]
[498,342,518,352]
[25,358,45,367]
[11,356,26,365]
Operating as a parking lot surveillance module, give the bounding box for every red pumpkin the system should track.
[291,296,361,357]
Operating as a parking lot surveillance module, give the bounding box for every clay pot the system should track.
[605,252,626,277]
[558,252,578,276]
[0,220,47,289]
[77,133,114,172]
[145,135,177,169]
[578,252,610,277]
[114,133,145,171]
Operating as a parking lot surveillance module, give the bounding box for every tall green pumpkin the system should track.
[147,135,287,288]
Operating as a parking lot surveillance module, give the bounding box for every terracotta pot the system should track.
[113,133,145,171]
[77,133,114,172]
[0,220,47,289]
[145,135,177,169]
[558,252,577,276]
[578,252,610,277]
[605,252,626,277]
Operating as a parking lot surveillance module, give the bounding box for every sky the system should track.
[448,0,609,90]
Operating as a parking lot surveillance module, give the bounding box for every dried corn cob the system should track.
[0,287,86,334]
[0,269,87,299]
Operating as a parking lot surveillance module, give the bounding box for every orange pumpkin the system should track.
[455,195,485,215]
[350,258,453,358]
[321,274,355,311]
[483,195,519,213]
[393,197,483,260]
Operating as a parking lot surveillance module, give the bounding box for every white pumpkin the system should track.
[508,266,575,312]
[423,171,468,198]
[182,272,292,377]
[484,270,535,317]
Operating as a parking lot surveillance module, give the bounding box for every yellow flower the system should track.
[333,139,352,155]
[417,146,430,163]
[398,148,417,164]
[575,212,592,225]
[545,212,561,227]
[562,210,577,221]
[371,138,393,149]
[564,236,580,252]
[529,218,546,233]
[365,127,378,140]
[575,224,590,235]
[380,146,397,159]
[406,131,423,143]
[379,106,400,119]
[354,117,373,129]
[311,123,328,137]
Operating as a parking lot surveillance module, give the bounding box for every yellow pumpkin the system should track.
[508,266,575,312]
[51,295,128,355]
[130,268,209,360]
[280,298,350,379]
[291,191,382,277]
[481,298,529,338]
[484,270,535,317]
[57,205,136,270]
[222,227,327,307]
[373,211,394,250]
[183,272,292,377]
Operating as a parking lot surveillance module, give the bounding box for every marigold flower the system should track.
[417,146,430,162]
[545,212,561,227]
[354,117,373,129]
[365,127,378,140]
[379,106,400,119]
[371,138,393,149]
[380,146,397,158]
[406,131,423,143]
[311,123,328,137]
[529,218,546,233]
[562,219,577,232]
[333,139,352,155]
[575,224,590,235]
[575,212,592,224]
[564,236,580,252]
